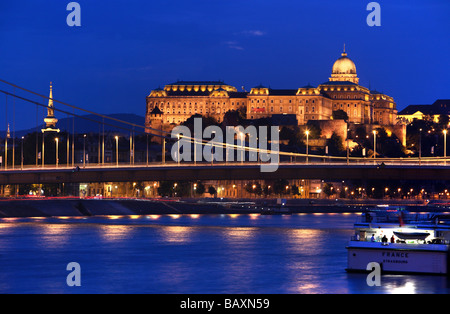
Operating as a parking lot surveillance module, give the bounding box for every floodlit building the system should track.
[398,99,450,124]
[146,48,399,136]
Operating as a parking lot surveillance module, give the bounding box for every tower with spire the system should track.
[42,82,60,133]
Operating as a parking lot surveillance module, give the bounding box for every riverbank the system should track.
[0,197,449,218]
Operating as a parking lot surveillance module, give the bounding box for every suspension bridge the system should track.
[0,78,449,187]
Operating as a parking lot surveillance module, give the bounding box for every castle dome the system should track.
[332,51,357,75]
[329,46,359,84]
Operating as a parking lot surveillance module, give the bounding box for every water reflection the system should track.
[99,224,133,242]
[159,226,192,243]
[39,224,72,248]
[388,280,416,294]
[0,223,19,233]
[0,214,449,294]
[286,229,324,255]
[224,227,257,241]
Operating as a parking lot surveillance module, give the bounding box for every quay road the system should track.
[1,159,450,185]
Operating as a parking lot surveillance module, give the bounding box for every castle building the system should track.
[398,99,450,124]
[145,48,399,137]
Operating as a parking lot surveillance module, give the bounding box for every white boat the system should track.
[346,208,450,275]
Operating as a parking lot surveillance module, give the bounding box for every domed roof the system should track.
[332,51,356,75]
[329,45,359,84]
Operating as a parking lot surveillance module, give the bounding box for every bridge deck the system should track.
[1,162,449,184]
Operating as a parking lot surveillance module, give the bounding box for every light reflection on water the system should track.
[0,213,449,294]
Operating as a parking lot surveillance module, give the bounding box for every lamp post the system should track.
[240,131,245,165]
[115,136,119,167]
[42,133,45,168]
[162,137,166,164]
[177,134,181,166]
[211,131,216,166]
[129,133,133,166]
[146,133,149,167]
[346,137,349,165]
[21,136,24,170]
[373,130,377,163]
[194,137,197,165]
[55,138,59,168]
[4,137,7,170]
[67,135,70,168]
[444,129,447,165]
[83,134,87,168]
[419,128,422,165]
[305,130,310,164]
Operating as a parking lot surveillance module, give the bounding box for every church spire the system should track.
[43,81,59,131]
[342,43,347,57]
[47,81,55,118]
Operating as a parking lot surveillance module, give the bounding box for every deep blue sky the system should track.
[0,0,449,131]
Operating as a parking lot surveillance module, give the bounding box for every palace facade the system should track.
[145,48,399,137]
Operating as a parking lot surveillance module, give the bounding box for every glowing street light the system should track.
[177,134,181,166]
[372,130,377,162]
[55,138,59,168]
[444,129,447,165]
[419,128,422,165]
[21,136,24,170]
[240,131,245,164]
[115,136,119,167]
[83,134,87,168]
[305,130,310,164]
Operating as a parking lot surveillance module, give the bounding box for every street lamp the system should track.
[240,131,245,164]
[372,130,377,162]
[419,128,423,165]
[129,133,133,166]
[211,131,216,166]
[83,134,87,168]
[55,138,59,168]
[21,136,24,170]
[305,130,310,164]
[444,129,447,165]
[346,136,350,166]
[115,136,119,167]
[177,134,181,166]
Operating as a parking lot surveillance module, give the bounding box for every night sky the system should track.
[0,0,449,131]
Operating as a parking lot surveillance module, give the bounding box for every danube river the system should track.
[0,213,449,294]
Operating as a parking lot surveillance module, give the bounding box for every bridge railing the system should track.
[1,156,450,171]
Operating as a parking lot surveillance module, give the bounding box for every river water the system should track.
[0,213,449,294]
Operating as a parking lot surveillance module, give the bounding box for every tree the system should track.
[194,181,205,195]
[304,121,322,139]
[332,110,349,121]
[438,114,449,127]
[291,185,300,196]
[322,183,335,198]
[273,179,290,196]
[327,132,345,156]
[132,181,145,197]
[208,186,217,197]
[245,182,262,197]
[157,181,191,197]
[157,181,174,197]
[263,185,272,197]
